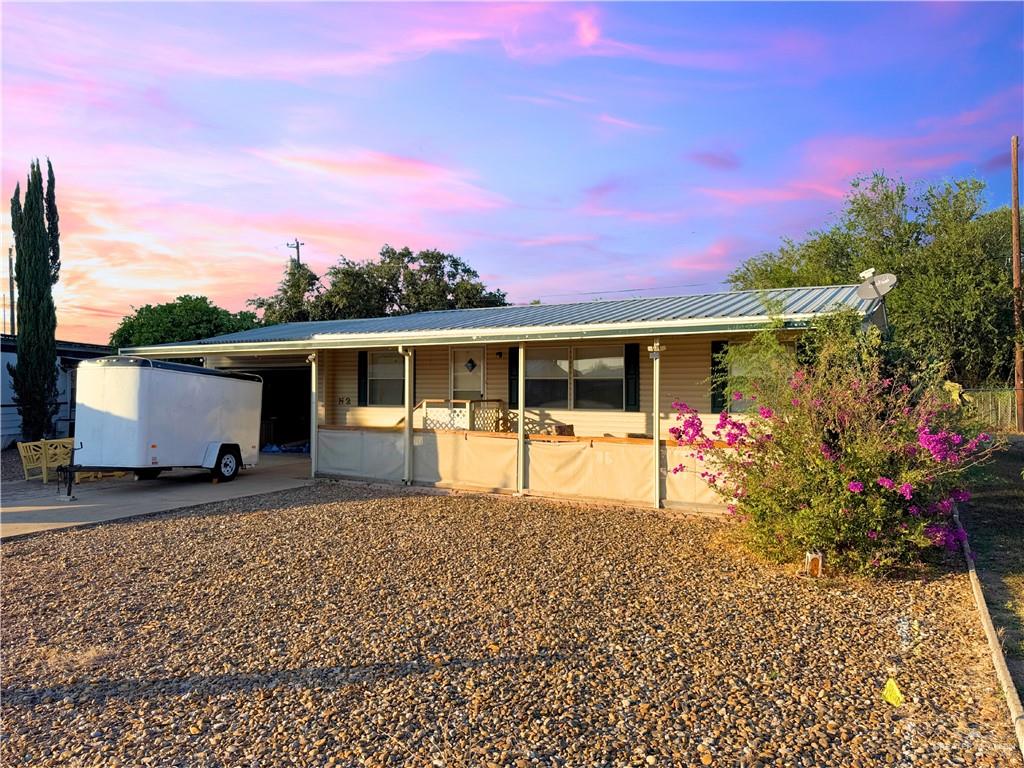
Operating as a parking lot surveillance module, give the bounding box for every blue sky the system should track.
[3,2,1022,341]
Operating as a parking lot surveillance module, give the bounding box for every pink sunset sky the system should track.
[2,1,1022,344]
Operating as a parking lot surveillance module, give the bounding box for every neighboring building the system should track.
[122,285,880,511]
[1,334,113,448]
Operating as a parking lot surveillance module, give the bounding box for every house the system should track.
[1,334,113,447]
[121,285,880,511]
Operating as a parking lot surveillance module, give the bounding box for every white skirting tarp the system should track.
[662,445,724,508]
[413,431,517,491]
[317,429,404,482]
[526,439,654,505]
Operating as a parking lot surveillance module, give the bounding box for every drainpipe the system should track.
[649,340,663,509]
[400,346,414,484]
[516,342,526,494]
[307,351,318,479]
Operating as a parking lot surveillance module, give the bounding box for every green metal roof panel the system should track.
[138,285,875,348]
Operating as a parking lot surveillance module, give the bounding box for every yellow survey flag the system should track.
[882,677,904,707]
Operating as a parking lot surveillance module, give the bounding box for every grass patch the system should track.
[960,437,1024,689]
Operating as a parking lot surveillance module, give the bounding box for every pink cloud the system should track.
[578,178,685,223]
[669,237,750,273]
[517,233,599,247]
[251,146,507,211]
[596,113,659,132]
[688,150,741,171]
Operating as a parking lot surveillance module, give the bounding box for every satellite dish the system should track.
[856,272,897,300]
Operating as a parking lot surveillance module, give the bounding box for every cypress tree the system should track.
[45,159,60,284]
[7,160,59,440]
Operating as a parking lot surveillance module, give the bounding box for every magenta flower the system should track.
[877,476,895,490]
[898,483,913,500]
[866,530,879,540]
[950,489,971,503]
[732,391,744,401]
[820,443,838,461]
[791,398,801,407]
[757,405,774,419]
[848,480,864,493]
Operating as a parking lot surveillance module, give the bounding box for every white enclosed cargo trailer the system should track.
[71,357,262,482]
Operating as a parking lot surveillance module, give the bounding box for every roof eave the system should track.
[121,309,871,359]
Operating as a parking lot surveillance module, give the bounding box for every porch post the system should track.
[402,346,414,485]
[516,342,526,494]
[649,340,663,509]
[308,351,318,479]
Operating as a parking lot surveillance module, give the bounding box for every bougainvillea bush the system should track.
[671,312,997,573]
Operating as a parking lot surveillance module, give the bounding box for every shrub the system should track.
[670,312,997,573]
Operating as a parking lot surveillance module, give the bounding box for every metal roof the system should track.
[124,285,877,355]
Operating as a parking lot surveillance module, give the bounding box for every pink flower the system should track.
[877,476,895,490]
[950,489,971,503]
[757,406,774,419]
[732,391,744,401]
[820,443,838,461]
[866,530,879,540]
[898,483,913,500]
[848,480,864,493]
[790,398,801,407]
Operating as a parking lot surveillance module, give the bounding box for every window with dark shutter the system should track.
[624,343,640,412]
[357,351,368,407]
[710,341,728,413]
[507,347,519,408]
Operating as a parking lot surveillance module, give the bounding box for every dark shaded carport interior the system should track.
[238,366,310,448]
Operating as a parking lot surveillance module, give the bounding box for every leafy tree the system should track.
[110,295,260,349]
[252,245,507,323]
[45,159,60,284]
[247,260,321,325]
[314,252,402,319]
[727,173,1018,388]
[7,160,59,440]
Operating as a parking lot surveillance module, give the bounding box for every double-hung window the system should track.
[525,347,569,408]
[572,345,625,410]
[524,345,627,410]
[368,351,404,406]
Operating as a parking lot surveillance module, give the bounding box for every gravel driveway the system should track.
[1,483,1020,767]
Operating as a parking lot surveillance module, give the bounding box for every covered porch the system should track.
[308,334,724,510]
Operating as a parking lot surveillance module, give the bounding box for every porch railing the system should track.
[414,399,511,432]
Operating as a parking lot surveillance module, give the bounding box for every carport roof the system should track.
[122,284,877,356]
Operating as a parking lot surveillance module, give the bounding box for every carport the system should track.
[201,353,312,450]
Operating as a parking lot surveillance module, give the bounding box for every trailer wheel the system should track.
[133,469,162,481]
[212,446,241,482]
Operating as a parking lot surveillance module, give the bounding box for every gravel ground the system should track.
[2,447,25,484]
[1,483,1021,767]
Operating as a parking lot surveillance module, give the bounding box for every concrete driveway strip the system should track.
[0,454,311,539]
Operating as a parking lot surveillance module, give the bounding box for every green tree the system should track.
[7,160,59,440]
[253,245,508,322]
[727,173,1018,387]
[110,295,260,349]
[45,159,60,284]
[247,260,321,325]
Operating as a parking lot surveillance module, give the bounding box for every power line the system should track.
[286,238,304,265]
[528,281,728,300]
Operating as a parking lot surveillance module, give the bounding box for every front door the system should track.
[451,347,485,401]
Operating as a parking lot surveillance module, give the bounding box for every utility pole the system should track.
[7,246,15,336]
[286,238,304,265]
[1012,135,1023,433]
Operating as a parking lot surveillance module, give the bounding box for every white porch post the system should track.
[307,351,318,479]
[516,342,526,494]
[649,340,663,509]
[402,346,414,485]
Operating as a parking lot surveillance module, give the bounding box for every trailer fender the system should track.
[201,442,226,469]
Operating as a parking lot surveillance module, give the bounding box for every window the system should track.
[573,345,624,410]
[522,345,628,410]
[368,351,404,406]
[525,347,569,408]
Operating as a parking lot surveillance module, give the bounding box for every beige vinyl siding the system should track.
[319,336,723,435]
